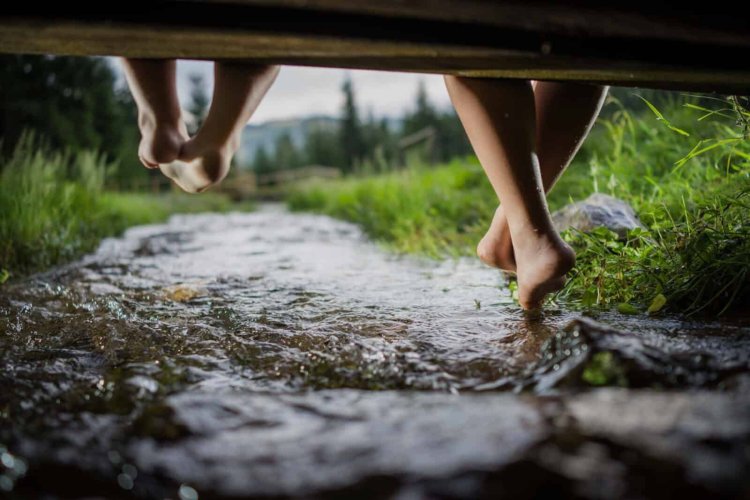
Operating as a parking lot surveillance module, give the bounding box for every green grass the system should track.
[0,131,245,281]
[98,191,239,229]
[288,92,750,316]
[553,94,750,315]
[288,157,496,256]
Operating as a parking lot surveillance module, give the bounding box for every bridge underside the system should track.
[1,1,749,93]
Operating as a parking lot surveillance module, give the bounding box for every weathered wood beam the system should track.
[205,0,750,47]
[1,2,748,93]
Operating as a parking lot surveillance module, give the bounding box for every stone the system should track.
[551,193,646,238]
[162,282,207,302]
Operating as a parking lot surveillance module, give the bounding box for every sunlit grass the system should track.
[288,156,496,256]
[553,94,750,315]
[289,93,750,316]
[0,131,244,280]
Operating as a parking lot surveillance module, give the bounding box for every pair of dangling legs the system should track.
[119,58,279,193]
[122,59,606,309]
[445,77,607,308]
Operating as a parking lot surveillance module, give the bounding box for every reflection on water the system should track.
[1,205,749,498]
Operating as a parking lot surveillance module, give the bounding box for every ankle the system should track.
[509,220,557,247]
[138,110,182,132]
[514,228,573,265]
[184,132,240,158]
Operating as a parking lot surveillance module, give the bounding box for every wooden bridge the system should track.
[1,1,749,93]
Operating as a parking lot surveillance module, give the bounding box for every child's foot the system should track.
[477,205,517,272]
[137,114,188,169]
[159,133,239,193]
[512,230,575,310]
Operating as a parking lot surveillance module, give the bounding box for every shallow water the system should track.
[1,205,749,498]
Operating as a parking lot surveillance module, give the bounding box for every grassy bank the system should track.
[290,157,496,256]
[289,93,750,316]
[0,132,244,281]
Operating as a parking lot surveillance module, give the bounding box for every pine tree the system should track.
[378,117,398,167]
[400,80,472,163]
[0,54,141,181]
[305,124,342,167]
[253,145,274,174]
[402,79,438,136]
[339,76,365,173]
[436,109,473,161]
[274,133,301,170]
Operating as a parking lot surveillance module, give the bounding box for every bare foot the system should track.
[137,114,188,169]
[159,133,239,193]
[477,205,516,272]
[513,231,575,310]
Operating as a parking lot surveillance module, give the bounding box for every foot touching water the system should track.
[478,205,573,309]
[512,230,575,310]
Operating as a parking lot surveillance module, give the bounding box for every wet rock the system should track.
[10,389,750,499]
[162,283,207,302]
[476,317,750,392]
[133,231,191,257]
[551,193,646,238]
[127,391,547,497]
[566,390,750,495]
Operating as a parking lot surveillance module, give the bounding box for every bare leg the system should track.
[160,62,280,193]
[118,58,189,168]
[444,76,575,309]
[478,82,609,271]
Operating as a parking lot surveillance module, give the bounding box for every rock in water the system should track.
[162,282,207,302]
[551,193,645,238]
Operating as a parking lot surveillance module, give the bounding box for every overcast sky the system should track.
[108,58,453,124]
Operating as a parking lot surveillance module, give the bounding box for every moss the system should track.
[581,352,628,387]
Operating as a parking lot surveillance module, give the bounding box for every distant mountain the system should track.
[236,115,338,168]
[236,114,403,168]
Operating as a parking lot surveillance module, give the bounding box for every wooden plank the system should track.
[1,2,749,93]
[203,0,750,46]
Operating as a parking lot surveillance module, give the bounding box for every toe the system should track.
[159,159,217,194]
[139,154,160,169]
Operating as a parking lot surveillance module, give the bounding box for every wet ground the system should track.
[1,205,749,499]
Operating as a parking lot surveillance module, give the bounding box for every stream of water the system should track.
[1,205,749,498]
